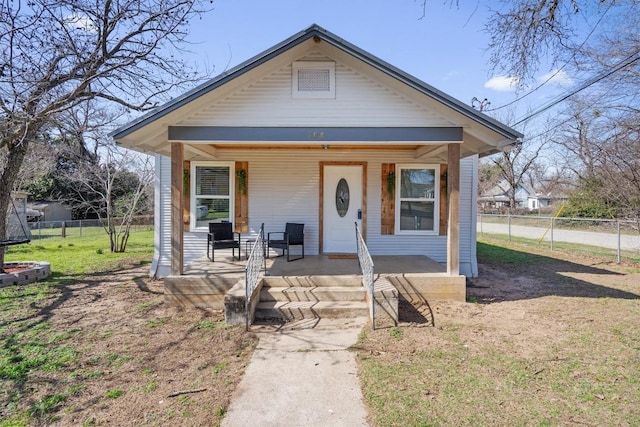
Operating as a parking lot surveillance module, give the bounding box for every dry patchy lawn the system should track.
[0,267,257,426]
[356,237,640,426]
[3,236,639,427]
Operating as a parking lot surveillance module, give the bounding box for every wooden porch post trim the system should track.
[183,160,190,227]
[171,142,184,275]
[439,164,448,235]
[381,163,395,235]
[447,143,460,275]
[235,161,249,233]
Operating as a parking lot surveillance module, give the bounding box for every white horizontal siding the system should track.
[468,155,479,277]
[459,155,476,277]
[152,155,172,278]
[229,150,322,254]
[154,148,477,278]
[180,49,453,128]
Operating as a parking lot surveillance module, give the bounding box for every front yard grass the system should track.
[4,228,155,276]
[356,235,640,426]
[1,231,257,426]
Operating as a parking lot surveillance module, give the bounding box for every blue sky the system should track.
[183,0,574,132]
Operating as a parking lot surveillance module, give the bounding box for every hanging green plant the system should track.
[236,168,247,195]
[441,170,448,195]
[387,171,395,195]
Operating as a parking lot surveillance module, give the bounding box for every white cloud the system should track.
[539,69,574,86]
[484,75,519,92]
[64,14,97,32]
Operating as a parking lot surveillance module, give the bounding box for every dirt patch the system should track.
[356,242,640,426]
[4,241,640,426]
[0,266,257,426]
[401,250,640,359]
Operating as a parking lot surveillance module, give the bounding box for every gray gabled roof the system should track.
[111,24,523,141]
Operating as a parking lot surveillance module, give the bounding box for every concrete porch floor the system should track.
[183,252,446,278]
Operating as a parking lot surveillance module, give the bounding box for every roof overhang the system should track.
[112,24,523,155]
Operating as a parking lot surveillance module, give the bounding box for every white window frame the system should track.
[190,161,235,232]
[292,61,336,99]
[395,164,440,235]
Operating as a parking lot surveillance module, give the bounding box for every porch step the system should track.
[260,286,365,302]
[262,275,362,288]
[254,301,369,321]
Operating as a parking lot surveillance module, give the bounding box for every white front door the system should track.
[323,165,363,253]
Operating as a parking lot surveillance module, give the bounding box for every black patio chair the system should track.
[207,222,241,261]
[267,223,304,262]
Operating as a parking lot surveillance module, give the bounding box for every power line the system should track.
[512,51,640,128]
[524,94,630,142]
[487,2,613,113]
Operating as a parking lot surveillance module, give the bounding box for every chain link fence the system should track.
[27,217,154,240]
[478,214,640,264]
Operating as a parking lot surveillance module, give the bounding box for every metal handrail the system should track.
[355,222,375,330]
[245,223,266,330]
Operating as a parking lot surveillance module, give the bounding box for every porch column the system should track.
[447,143,460,275]
[171,142,184,275]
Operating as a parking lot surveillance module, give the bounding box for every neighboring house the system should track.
[527,194,551,211]
[112,25,521,311]
[479,181,564,211]
[28,201,73,222]
[478,181,535,210]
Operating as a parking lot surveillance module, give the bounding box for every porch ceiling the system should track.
[125,140,494,164]
[167,126,466,162]
[119,124,505,161]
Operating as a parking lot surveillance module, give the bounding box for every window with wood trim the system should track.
[190,161,234,230]
[395,164,440,235]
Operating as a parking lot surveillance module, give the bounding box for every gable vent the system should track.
[292,61,335,99]
[298,69,330,91]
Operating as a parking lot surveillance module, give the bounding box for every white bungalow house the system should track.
[112,25,521,322]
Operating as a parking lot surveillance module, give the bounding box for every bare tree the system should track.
[480,108,549,211]
[554,99,640,222]
[477,160,502,197]
[484,1,637,85]
[491,140,547,211]
[61,140,153,252]
[1,132,57,194]
[482,1,640,222]
[551,100,607,180]
[0,0,211,270]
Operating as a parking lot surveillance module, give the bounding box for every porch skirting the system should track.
[164,275,239,308]
[162,255,466,327]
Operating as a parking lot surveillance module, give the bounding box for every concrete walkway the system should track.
[221,317,370,427]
